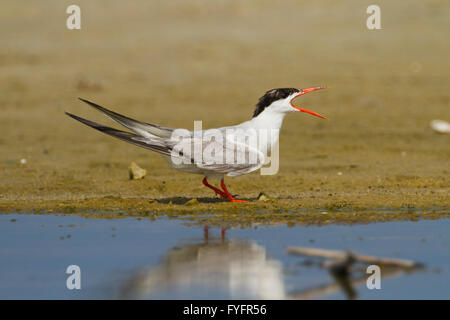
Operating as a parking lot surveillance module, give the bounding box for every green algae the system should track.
[2,204,448,229]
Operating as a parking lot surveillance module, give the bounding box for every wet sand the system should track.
[0,1,449,223]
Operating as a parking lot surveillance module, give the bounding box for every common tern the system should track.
[66,86,327,202]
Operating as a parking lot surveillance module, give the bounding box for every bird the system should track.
[118,234,286,299]
[65,86,327,202]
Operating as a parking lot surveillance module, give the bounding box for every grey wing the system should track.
[66,112,191,161]
[167,134,266,176]
[78,98,176,138]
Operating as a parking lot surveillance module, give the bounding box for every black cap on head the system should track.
[253,88,299,118]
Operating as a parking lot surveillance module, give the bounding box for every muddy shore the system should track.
[0,1,448,224]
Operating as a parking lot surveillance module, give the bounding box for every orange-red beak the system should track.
[290,86,328,119]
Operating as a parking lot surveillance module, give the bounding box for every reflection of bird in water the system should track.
[119,233,285,299]
[118,231,420,300]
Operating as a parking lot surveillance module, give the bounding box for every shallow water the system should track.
[0,213,449,299]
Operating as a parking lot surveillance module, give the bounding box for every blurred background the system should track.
[0,0,449,301]
[0,0,448,208]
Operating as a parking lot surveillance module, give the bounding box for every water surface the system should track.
[0,213,449,299]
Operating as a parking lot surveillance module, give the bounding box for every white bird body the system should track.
[66,86,326,202]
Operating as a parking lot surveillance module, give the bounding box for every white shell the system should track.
[430,120,450,134]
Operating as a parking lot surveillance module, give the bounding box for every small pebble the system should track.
[185,198,199,206]
[257,192,275,202]
[128,162,147,180]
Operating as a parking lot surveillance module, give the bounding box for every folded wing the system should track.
[65,112,187,160]
[167,134,266,176]
[78,98,175,138]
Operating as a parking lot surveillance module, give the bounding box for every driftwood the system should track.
[289,268,405,300]
[286,246,423,299]
[286,247,422,269]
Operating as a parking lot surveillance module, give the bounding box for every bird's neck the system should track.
[249,109,286,131]
[247,110,286,153]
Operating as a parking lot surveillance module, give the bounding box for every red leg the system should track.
[221,228,226,242]
[204,225,209,242]
[220,179,248,202]
[202,177,227,198]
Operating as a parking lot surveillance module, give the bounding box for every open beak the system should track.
[290,86,328,119]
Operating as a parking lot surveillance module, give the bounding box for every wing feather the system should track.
[166,133,265,176]
[78,98,175,138]
[65,112,187,159]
